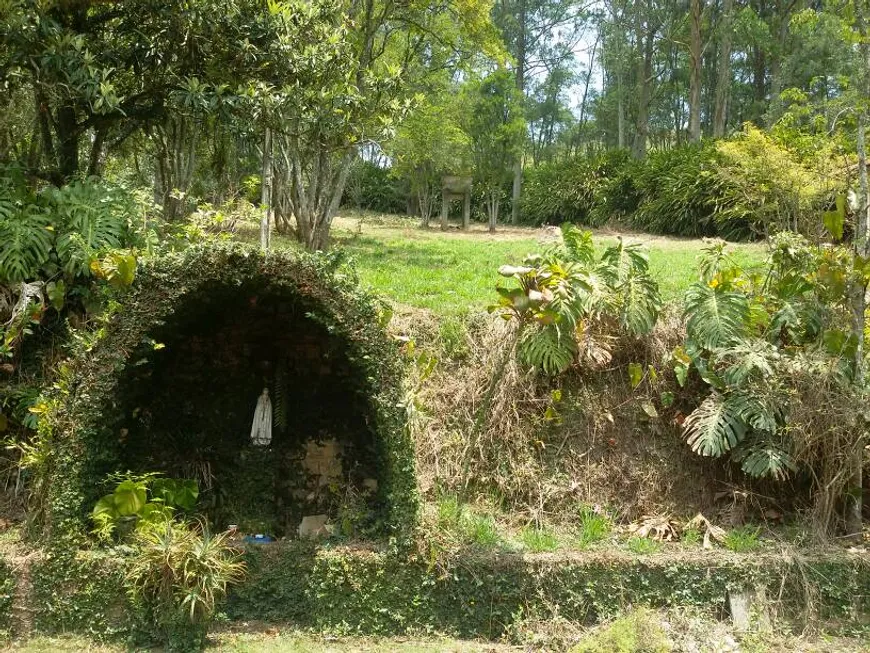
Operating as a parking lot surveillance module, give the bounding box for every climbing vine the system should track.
[28,243,416,543]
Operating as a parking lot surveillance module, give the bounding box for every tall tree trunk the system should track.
[488,190,499,233]
[260,126,273,251]
[35,90,56,174]
[688,0,703,142]
[632,16,656,159]
[578,34,600,137]
[847,2,870,541]
[87,127,105,177]
[752,46,767,122]
[766,1,795,126]
[712,0,734,137]
[617,71,626,149]
[56,104,79,179]
[510,0,527,225]
[282,136,355,251]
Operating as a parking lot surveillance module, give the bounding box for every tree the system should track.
[631,0,661,158]
[688,0,704,142]
[847,0,869,539]
[492,0,590,222]
[462,69,525,232]
[712,0,735,137]
[0,0,269,183]
[263,0,496,250]
[528,60,578,161]
[388,85,471,228]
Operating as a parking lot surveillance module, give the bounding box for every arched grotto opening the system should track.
[45,245,417,540]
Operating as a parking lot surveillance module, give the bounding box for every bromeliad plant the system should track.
[126,518,246,651]
[680,234,862,485]
[491,224,662,375]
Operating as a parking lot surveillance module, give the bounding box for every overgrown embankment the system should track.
[406,312,729,524]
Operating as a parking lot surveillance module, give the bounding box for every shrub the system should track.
[0,171,145,284]
[343,160,407,215]
[723,526,762,553]
[519,526,561,552]
[518,131,843,241]
[626,536,661,555]
[434,494,503,549]
[126,519,245,651]
[91,473,199,541]
[492,224,661,376]
[715,125,843,238]
[520,150,631,226]
[630,143,743,239]
[573,608,670,653]
[678,234,862,535]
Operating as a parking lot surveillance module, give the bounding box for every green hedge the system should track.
[518,133,842,241]
[520,150,631,227]
[343,160,408,214]
[10,544,869,640]
[30,549,129,638]
[37,243,417,543]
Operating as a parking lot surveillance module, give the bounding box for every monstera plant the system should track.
[491,224,662,375]
[92,474,199,541]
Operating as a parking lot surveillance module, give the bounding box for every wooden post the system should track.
[462,190,471,230]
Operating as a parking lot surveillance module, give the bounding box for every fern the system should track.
[684,282,750,350]
[518,325,577,375]
[0,203,54,282]
[683,393,747,456]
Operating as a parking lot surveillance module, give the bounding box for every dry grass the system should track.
[786,362,868,541]
[407,312,730,527]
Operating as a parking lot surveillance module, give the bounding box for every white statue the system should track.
[250,387,272,446]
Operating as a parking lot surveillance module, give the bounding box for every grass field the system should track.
[260,212,766,317]
[5,632,512,652]
[9,613,865,652]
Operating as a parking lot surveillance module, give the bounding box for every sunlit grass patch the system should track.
[247,214,765,318]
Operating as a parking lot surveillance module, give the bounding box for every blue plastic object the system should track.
[243,534,274,544]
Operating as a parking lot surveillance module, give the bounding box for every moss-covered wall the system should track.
[0,557,13,635]
[7,545,869,640]
[40,244,416,541]
[226,544,870,637]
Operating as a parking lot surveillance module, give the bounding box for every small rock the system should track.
[298,514,329,538]
[727,589,752,630]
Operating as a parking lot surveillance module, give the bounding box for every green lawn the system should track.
[258,212,766,318]
[6,632,513,652]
